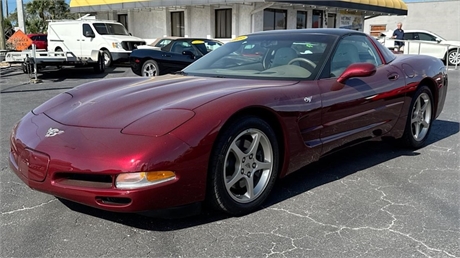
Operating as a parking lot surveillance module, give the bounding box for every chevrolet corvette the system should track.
[9,29,448,216]
[129,38,223,77]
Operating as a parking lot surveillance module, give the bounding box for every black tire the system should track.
[447,49,460,66]
[208,116,280,215]
[141,60,160,77]
[55,47,63,69]
[102,50,112,67]
[400,85,434,149]
[93,51,105,73]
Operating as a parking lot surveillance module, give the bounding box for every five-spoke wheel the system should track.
[208,116,279,215]
[401,85,434,148]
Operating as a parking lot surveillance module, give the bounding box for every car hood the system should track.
[441,40,460,46]
[100,35,145,42]
[44,75,297,129]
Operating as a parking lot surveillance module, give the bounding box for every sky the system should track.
[3,0,71,16]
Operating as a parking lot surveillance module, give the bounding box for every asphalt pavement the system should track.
[1,64,459,257]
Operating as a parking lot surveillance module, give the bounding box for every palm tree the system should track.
[25,0,77,33]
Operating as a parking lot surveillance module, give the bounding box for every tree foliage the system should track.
[7,0,78,34]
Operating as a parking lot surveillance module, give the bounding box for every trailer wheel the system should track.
[93,52,105,73]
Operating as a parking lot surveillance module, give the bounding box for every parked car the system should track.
[377,29,460,65]
[27,33,47,50]
[130,38,223,77]
[137,37,181,50]
[9,29,447,217]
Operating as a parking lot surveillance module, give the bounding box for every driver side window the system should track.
[330,35,382,77]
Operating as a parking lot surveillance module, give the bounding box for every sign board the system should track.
[338,11,363,31]
[7,30,33,51]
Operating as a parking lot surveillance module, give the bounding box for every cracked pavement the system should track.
[1,66,459,257]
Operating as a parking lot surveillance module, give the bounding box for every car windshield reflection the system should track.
[183,34,336,80]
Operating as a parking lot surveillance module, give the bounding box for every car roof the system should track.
[250,28,365,37]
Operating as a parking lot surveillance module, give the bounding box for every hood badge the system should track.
[45,128,64,138]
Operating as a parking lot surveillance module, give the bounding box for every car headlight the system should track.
[116,171,176,189]
[121,109,195,137]
[112,42,123,49]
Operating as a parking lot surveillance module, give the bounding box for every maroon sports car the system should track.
[9,29,448,216]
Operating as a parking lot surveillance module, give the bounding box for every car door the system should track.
[405,32,444,58]
[161,41,196,72]
[317,34,407,155]
[79,23,95,58]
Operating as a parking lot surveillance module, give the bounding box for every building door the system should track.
[171,11,184,37]
[312,10,323,28]
[327,13,336,28]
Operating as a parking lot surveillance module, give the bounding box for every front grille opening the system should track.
[96,197,131,206]
[54,173,113,188]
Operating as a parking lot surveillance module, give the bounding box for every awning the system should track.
[69,0,263,12]
[70,0,407,15]
[271,0,408,15]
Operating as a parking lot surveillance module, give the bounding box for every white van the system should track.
[47,17,146,66]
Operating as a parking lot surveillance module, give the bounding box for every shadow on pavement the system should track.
[58,119,459,231]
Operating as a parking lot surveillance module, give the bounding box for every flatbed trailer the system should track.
[4,47,105,76]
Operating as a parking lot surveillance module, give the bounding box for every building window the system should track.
[312,10,323,28]
[171,11,184,37]
[296,11,307,29]
[263,9,287,31]
[118,14,128,30]
[370,25,386,37]
[215,9,232,38]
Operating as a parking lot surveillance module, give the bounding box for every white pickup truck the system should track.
[377,29,460,65]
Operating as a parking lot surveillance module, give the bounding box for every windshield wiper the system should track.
[173,71,187,76]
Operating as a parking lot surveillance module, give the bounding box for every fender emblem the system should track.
[304,96,313,103]
[45,128,64,137]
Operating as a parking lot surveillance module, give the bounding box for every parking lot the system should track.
[1,65,459,257]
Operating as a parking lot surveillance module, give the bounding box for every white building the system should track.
[69,0,408,43]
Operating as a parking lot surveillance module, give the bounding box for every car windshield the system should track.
[183,33,336,80]
[93,23,129,36]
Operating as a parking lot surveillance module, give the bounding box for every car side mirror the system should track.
[336,63,377,85]
[182,50,195,58]
[85,31,95,38]
[435,37,442,43]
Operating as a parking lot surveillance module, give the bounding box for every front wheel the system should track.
[400,85,434,149]
[102,50,113,67]
[447,49,460,66]
[208,116,280,215]
[141,60,160,77]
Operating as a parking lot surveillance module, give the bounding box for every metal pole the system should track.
[0,0,6,50]
[16,0,26,33]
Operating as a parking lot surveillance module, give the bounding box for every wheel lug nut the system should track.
[249,154,253,159]
[252,163,256,168]
[242,157,246,162]
[241,169,244,174]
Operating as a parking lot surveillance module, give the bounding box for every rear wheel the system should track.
[141,60,160,77]
[93,51,105,73]
[208,116,279,215]
[447,49,460,66]
[400,85,434,148]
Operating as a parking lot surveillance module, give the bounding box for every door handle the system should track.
[162,54,171,57]
[388,73,399,81]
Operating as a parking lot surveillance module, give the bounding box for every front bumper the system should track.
[9,112,207,213]
[111,52,130,63]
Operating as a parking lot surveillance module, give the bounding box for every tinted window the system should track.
[404,33,414,40]
[83,24,94,37]
[371,36,396,64]
[93,23,129,35]
[418,33,437,41]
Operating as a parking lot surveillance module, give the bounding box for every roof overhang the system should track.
[70,0,407,15]
[69,0,264,12]
[270,0,407,15]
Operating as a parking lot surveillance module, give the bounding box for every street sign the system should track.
[7,30,33,51]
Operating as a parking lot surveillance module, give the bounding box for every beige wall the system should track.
[364,0,460,40]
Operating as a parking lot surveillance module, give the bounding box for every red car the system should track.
[9,29,447,216]
[27,33,48,50]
